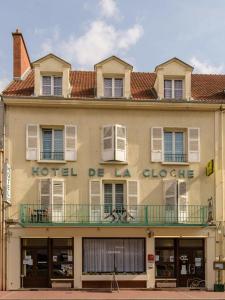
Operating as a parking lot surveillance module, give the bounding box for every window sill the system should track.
[100,161,128,165]
[37,160,67,164]
[162,162,189,166]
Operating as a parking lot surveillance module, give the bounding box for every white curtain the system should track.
[83,238,145,273]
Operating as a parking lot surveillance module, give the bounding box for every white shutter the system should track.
[163,180,177,223]
[89,180,102,222]
[151,127,163,162]
[115,124,127,161]
[178,180,188,223]
[102,125,114,161]
[39,179,51,209]
[188,128,200,162]
[26,124,39,160]
[64,125,77,161]
[127,180,139,222]
[52,180,64,222]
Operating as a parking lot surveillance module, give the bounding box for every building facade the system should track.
[2,30,225,290]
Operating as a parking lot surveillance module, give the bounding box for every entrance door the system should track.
[22,248,49,288]
[177,246,204,287]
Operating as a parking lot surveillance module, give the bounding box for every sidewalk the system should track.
[0,290,225,300]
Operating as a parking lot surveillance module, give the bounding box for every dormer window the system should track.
[104,78,123,98]
[42,76,62,96]
[164,79,183,99]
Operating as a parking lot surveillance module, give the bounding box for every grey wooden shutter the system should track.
[178,180,188,223]
[39,179,51,209]
[163,180,177,223]
[102,125,114,161]
[26,124,39,160]
[188,128,200,162]
[89,180,102,222]
[115,124,127,161]
[127,180,139,222]
[151,127,163,162]
[64,125,77,161]
[52,180,64,222]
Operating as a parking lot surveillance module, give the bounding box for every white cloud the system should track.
[99,0,119,18]
[190,56,224,74]
[0,77,9,93]
[38,0,143,68]
[60,20,143,68]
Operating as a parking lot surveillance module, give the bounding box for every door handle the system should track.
[188,264,191,274]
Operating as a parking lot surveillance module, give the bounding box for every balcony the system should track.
[40,152,64,160]
[164,153,187,163]
[20,204,209,227]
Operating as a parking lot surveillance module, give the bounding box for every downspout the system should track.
[219,105,225,284]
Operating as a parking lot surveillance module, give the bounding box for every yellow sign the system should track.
[206,160,214,176]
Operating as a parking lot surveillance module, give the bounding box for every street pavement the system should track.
[0,290,225,300]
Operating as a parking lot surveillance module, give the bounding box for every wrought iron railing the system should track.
[40,152,64,160]
[20,204,209,226]
[164,153,187,162]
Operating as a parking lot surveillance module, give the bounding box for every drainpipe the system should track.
[219,105,225,284]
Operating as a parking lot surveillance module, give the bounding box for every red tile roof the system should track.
[3,70,225,102]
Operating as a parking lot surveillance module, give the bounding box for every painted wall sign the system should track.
[31,167,194,179]
[143,169,194,178]
[32,167,77,176]
[3,162,11,204]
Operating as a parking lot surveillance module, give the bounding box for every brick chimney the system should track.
[12,29,31,80]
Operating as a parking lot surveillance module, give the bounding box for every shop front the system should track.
[21,238,74,288]
[155,238,205,287]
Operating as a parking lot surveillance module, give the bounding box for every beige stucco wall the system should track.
[4,105,216,218]
[3,98,219,290]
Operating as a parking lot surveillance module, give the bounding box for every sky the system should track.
[1,0,225,91]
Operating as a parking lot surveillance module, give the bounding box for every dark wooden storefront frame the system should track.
[155,238,205,287]
[20,238,74,288]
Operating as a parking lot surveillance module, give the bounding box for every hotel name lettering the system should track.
[32,167,194,179]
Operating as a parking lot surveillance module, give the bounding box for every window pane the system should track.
[54,130,63,160]
[155,239,174,248]
[164,80,172,99]
[164,132,173,161]
[104,78,112,97]
[114,79,123,97]
[22,238,48,247]
[83,238,145,274]
[179,239,204,248]
[174,80,183,99]
[52,238,73,247]
[54,77,62,96]
[104,184,113,213]
[42,129,52,159]
[175,132,184,161]
[42,76,51,96]
[115,184,124,208]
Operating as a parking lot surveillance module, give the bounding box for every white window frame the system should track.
[104,77,124,98]
[42,75,62,96]
[163,130,186,162]
[164,79,183,99]
[41,127,64,160]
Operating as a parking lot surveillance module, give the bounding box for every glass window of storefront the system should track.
[155,239,175,278]
[83,238,145,274]
[155,238,205,287]
[21,238,73,288]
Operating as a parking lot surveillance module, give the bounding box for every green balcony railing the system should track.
[19,204,209,227]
